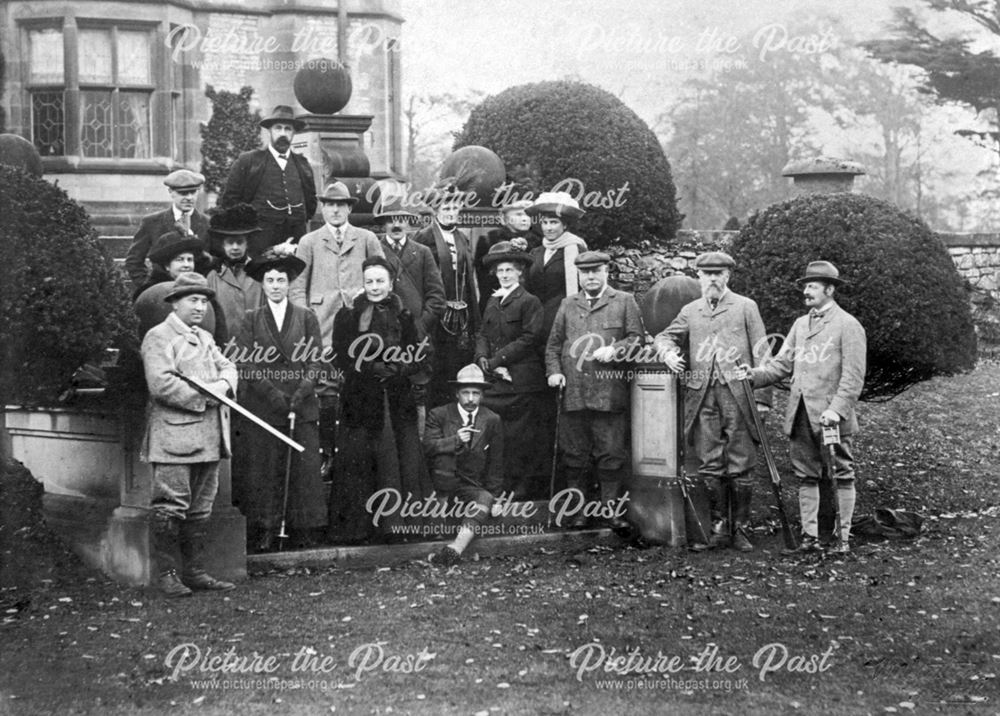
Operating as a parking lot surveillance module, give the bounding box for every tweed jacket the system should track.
[207,263,263,331]
[379,236,447,336]
[751,301,867,436]
[654,290,772,441]
[124,208,209,287]
[140,312,238,463]
[545,287,644,413]
[474,285,546,395]
[423,403,504,495]
[220,148,318,221]
[412,222,481,331]
[289,222,384,343]
[236,300,323,425]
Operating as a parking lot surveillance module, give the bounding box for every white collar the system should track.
[493,284,518,301]
[268,297,289,324]
[458,405,478,424]
[583,285,608,302]
[268,144,289,163]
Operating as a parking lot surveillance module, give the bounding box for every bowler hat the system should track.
[209,203,261,236]
[797,260,844,286]
[246,250,307,283]
[448,364,492,390]
[373,196,419,223]
[164,272,215,302]
[525,191,585,221]
[482,240,532,270]
[693,251,736,271]
[163,169,205,191]
[318,181,359,205]
[148,230,206,267]
[574,250,611,269]
[259,105,307,132]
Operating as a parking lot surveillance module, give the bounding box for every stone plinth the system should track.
[782,156,865,197]
[296,114,374,183]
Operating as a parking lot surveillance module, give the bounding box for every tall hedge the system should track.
[0,165,136,405]
[730,192,977,400]
[454,81,681,249]
[201,85,261,195]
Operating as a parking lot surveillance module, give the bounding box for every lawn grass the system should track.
[2,364,999,715]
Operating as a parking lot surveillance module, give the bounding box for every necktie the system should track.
[180,212,191,233]
[809,308,822,327]
[709,298,719,310]
[335,227,343,245]
[392,240,403,254]
[278,154,288,160]
[587,295,598,308]
[465,410,474,427]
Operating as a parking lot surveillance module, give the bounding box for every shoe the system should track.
[786,534,821,555]
[828,540,850,556]
[428,546,462,567]
[182,571,236,591]
[731,526,754,552]
[688,540,711,552]
[158,570,193,598]
[708,520,731,549]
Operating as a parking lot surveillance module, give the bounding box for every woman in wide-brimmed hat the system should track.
[474,241,549,500]
[524,191,588,340]
[327,256,432,544]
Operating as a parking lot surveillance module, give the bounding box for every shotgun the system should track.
[740,377,798,550]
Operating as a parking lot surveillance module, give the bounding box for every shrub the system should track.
[200,85,261,195]
[730,192,977,401]
[0,166,136,406]
[453,81,681,249]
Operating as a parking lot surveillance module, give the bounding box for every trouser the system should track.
[690,381,757,478]
[790,401,856,541]
[151,462,220,522]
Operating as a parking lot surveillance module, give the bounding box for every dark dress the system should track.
[233,301,326,542]
[474,284,549,499]
[328,292,431,542]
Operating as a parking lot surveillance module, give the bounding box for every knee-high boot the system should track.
[179,519,235,592]
[597,469,630,530]
[731,479,754,552]
[702,475,731,549]
[150,512,191,598]
[562,467,590,528]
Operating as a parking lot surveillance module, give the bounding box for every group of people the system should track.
[130,105,867,597]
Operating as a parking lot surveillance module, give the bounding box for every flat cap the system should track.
[693,251,735,271]
[163,169,205,190]
[574,251,611,269]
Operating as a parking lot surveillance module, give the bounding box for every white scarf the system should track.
[541,230,588,298]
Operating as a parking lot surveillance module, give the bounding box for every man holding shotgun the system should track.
[738,261,866,555]
[141,272,238,597]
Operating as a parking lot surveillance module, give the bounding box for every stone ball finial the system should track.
[293,58,353,115]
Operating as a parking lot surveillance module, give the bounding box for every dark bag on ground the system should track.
[851,507,923,540]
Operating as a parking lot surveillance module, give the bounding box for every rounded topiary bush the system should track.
[453,81,681,249]
[730,192,977,401]
[0,165,136,405]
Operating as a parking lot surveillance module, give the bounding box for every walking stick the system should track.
[546,386,564,530]
[277,412,296,550]
[740,378,798,550]
[675,373,710,546]
[822,424,843,546]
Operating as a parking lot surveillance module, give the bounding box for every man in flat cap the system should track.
[221,106,318,257]
[655,251,771,551]
[290,181,384,476]
[125,169,209,293]
[739,261,866,555]
[140,272,238,597]
[545,251,644,528]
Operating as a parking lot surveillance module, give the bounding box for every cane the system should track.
[546,385,564,530]
[277,412,296,550]
[822,423,843,547]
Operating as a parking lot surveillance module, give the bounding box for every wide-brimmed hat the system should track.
[499,198,533,215]
[148,229,206,267]
[525,191,585,221]
[482,240,532,270]
[164,272,215,302]
[259,105,307,132]
[693,251,736,271]
[373,196,419,223]
[246,249,307,282]
[318,181,359,205]
[797,260,844,286]
[163,169,205,191]
[209,203,261,237]
[448,364,491,390]
[574,250,611,269]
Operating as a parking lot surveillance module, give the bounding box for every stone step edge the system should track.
[248,527,616,570]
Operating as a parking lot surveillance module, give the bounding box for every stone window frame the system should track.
[20,16,173,173]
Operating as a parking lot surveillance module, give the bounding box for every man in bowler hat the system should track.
[740,261,866,554]
[140,272,238,597]
[221,106,318,257]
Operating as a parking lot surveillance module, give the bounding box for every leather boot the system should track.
[151,513,192,598]
[180,520,235,592]
[731,481,754,552]
[562,467,590,528]
[598,471,631,531]
[705,476,731,549]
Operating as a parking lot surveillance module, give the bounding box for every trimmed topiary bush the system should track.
[201,85,261,196]
[730,192,977,401]
[453,81,681,250]
[0,165,137,406]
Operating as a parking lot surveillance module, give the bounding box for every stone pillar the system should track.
[782,157,866,197]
